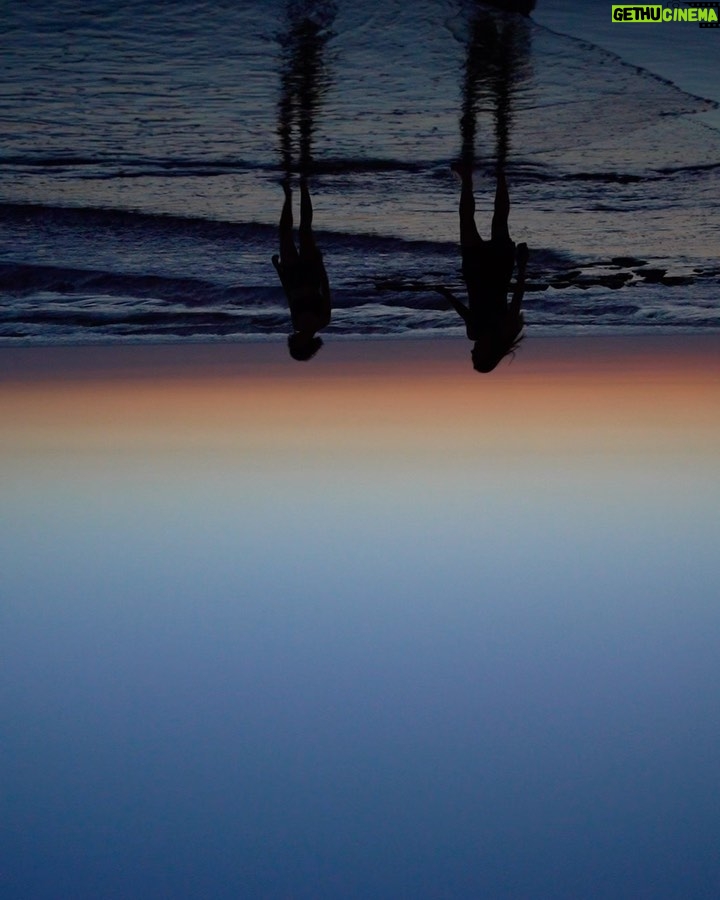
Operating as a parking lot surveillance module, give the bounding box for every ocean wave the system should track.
[2,256,718,347]
[0,262,271,307]
[0,154,447,181]
[0,201,462,254]
[0,201,277,237]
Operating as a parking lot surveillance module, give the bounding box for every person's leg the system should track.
[491,168,510,242]
[453,163,481,247]
[279,180,298,264]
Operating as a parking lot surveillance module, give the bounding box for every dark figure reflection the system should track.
[274,1,336,360]
[460,5,531,170]
[439,6,531,372]
[481,0,536,22]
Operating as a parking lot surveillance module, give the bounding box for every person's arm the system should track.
[320,262,331,303]
[319,262,332,326]
[436,286,470,325]
[510,243,528,317]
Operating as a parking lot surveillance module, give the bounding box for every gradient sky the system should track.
[2,337,720,899]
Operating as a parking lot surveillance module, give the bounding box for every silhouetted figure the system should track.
[439,165,526,372]
[273,178,330,360]
[274,2,336,359]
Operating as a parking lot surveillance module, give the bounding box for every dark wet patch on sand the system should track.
[526,259,720,293]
